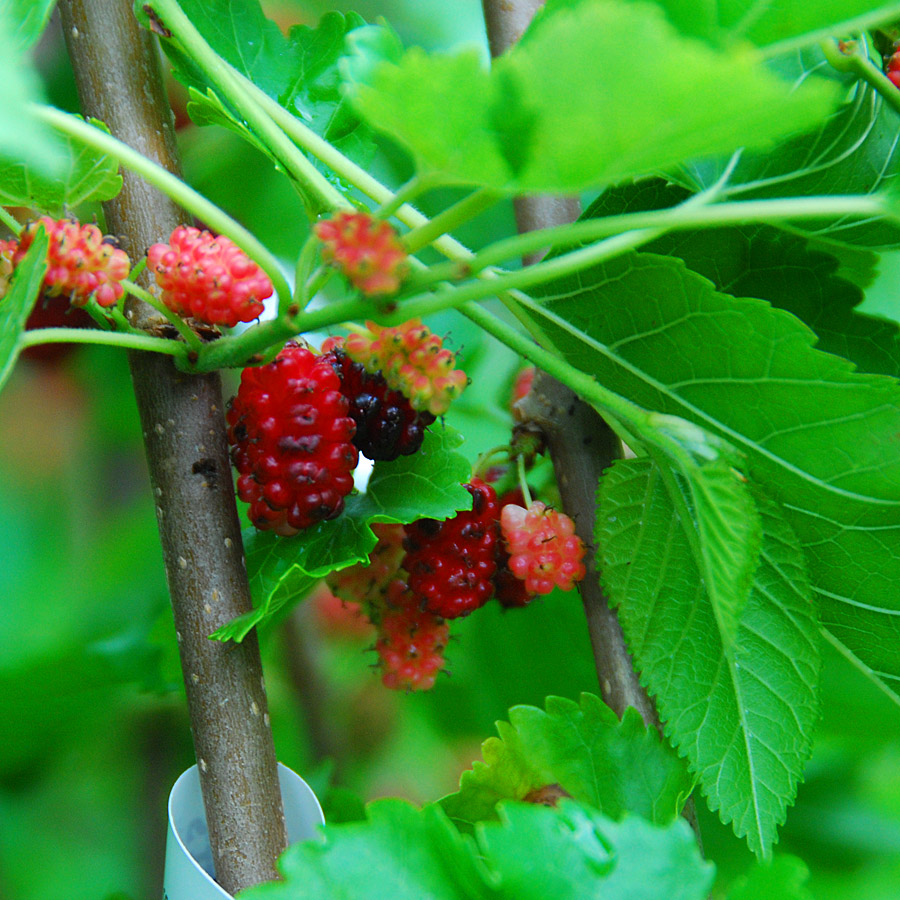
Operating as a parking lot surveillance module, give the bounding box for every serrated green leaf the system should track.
[0,6,63,176]
[240,799,713,900]
[1,0,57,50]
[678,43,900,249]
[530,250,900,700]
[0,228,47,393]
[152,1,375,174]
[441,693,692,828]
[598,458,821,855]
[619,0,900,52]
[0,116,122,211]
[726,855,813,900]
[645,413,762,648]
[349,0,838,193]
[211,427,472,641]
[590,179,900,377]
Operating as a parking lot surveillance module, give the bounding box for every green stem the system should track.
[375,176,430,220]
[821,37,900,116]
[0,206,22,235]
[461,301,653,437]
[404,188,502,253]
[19,326,187,356]
[228,67,477,262]
[149,0,348,214]
[34,105,293,304]
[123,279,204,351]
[418,194,889,286]
[517,453,533,507]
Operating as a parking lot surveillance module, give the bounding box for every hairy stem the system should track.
[59,0,286,892]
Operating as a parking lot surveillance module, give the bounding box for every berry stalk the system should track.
[58,0,286,892]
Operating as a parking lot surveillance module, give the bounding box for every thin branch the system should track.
[58,0,286,892]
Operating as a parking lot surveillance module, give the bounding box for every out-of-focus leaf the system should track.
[726,855,814,900]
[0,5,63,176]
[349,0,837,192]
[0,117,122,211]
[240,799,713,900]
[441,693,692,828]
[2,0,57,50]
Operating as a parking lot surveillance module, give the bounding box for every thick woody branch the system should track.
[58,0,286,892]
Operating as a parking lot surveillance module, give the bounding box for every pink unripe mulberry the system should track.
[315,211,408,296]
[500,501,586,595]
[147,226,272,327]
[15,217,130,307]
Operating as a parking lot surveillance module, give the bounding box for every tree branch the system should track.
[58,0,286,892]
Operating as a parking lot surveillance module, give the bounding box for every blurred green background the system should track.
[3,1,900,898]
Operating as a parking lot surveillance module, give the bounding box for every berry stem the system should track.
[821,36,900,116]
[18,326,188,356]
[123,278,204,352]
[147,0,350,215]
[32,105,293,305]
[517,452,533,507]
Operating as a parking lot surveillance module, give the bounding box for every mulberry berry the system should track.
[226,342,359,535]
[500,501,586,595]
[343,319,467,416]
[15,217,130,307]
[314,211,408,296]
[375,580,449,691]
[403,478,500,619]
[147,225,272,327]
[323,342,435,461]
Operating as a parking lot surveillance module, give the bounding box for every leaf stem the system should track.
[19,326,188,356]
[149,0,349,214]
[33,105,293,304]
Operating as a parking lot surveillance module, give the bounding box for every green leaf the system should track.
[645,414,762,648]
[240,799,713,900]
[154,1,375,170]
[0,227,46,394]
[441,693,692,828]
[678,44,900,249]
[597,458,821,856]
[590,179,900,378]
[349,0,838,193]
[1,0,57,50]
[0,6,64,176]
[726,855,813,900]
[0,116,122,212]
[211,427,472,641]
[620,0,900,52]
[530,250,900,700]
